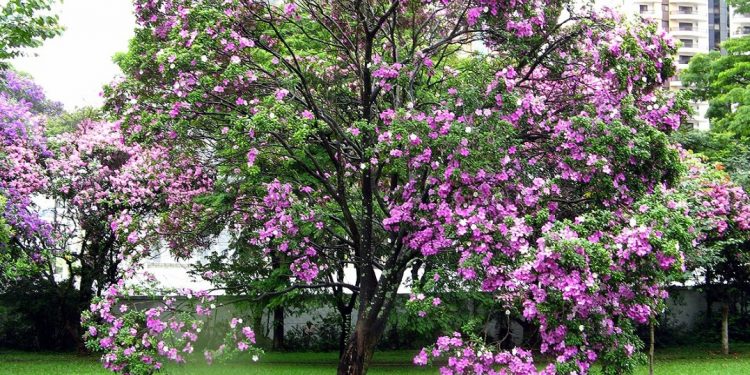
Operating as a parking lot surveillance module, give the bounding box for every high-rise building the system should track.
[708,0,730,50]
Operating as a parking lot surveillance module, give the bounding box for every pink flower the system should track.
[275,89,289,101]
[284,3,297,16]
[413,349,429,366]
[301,110,314,120]
[467,7,482,25]
[247,148,259,167]
[127,231,139,244]
[242,326,256,343]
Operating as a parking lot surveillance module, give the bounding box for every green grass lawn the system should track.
[2,345,750,374]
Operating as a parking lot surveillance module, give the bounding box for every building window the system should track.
[744,26,750,35]
[640,4,648,13]
[680,39,694,48]
[678,55,692,64]
[679,22,693,31]
[678,6,693,14]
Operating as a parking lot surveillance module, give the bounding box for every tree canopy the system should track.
[86,1,700,374]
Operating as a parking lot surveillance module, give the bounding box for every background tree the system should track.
[678,0,750,354]
[677,154,750,355]
[0,69,56,278]
[92,1,699,374]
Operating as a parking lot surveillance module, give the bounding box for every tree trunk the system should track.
[722,302,729,355]
[339,311,351,358]
[337,320,382,375]
[336,264,404,374]
[649,321,655,375]
[272,306,285,350]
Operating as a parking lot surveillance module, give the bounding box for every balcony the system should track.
[678,46,703,54]
[669,11,705,21]
[669,26,706,38]
[671,0,708,4]
[732,27,750,37]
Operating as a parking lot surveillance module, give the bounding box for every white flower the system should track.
[579,325,585,332]
[505,309,511,316]
[210,304,216,309]
[629,218,637,227]
[252,355,259,362]
[201,55,208,62]
[465,126,473,133]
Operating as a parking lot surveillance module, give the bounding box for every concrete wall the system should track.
[117,288,711,344]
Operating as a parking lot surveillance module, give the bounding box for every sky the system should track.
[10,0,136,110]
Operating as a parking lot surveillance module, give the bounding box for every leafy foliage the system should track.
[0,0,63,66]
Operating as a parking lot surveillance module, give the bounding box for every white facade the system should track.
[729,7,750,37]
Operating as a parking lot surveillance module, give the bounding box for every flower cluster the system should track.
[83,269,261,375]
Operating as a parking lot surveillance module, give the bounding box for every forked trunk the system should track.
[721,302,729,355]
[336,271,401,374]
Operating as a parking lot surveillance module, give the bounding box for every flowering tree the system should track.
[0,70,56,275]
[0,67,212,348]
[22,119,209,347]
[99,0,696,374]
[677,154,750,355]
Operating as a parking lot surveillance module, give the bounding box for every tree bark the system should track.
[337,317,384,375]
[336,261,406,374]
[649,321,655,375]
[272,306,285,350]
[339,311,351,358]
[722,301,729,355]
